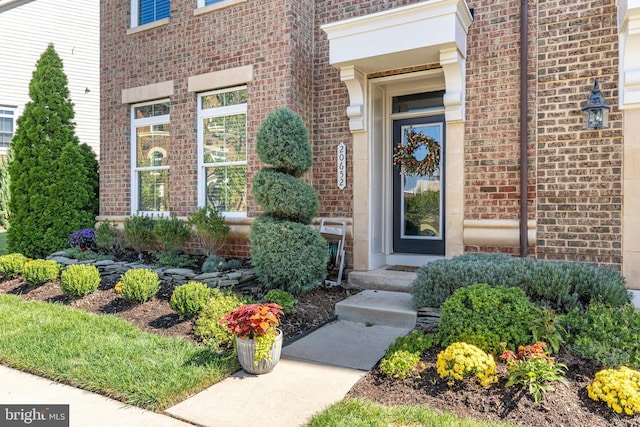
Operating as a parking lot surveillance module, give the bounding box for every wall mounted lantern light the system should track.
[581,79,610,130]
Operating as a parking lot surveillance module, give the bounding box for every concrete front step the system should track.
[347,266,417,292]
[335,289,417,329]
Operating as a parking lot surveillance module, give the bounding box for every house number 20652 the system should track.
[337,142,346,190]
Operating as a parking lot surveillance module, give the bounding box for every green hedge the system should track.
[410,253,630,313]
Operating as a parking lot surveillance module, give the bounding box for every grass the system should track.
[306,398,516,427]
[0,293,238,410]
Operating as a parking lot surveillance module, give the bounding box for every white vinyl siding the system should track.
[0,0,99,155]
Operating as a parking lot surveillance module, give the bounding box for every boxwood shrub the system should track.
[119,268,159,304]
[0,253,28,278]
[60,264,101,297]
[410,253,630,313]
[22,259,60,286]
[169,281,212,318]
[193,288,244,347]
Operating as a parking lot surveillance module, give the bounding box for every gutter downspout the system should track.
[519,0,529,257]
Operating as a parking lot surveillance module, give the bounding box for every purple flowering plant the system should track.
[68,228,96,249]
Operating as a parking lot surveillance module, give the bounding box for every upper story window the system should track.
[132,0,170,27]
[202,0,223,5]
[0,108,15,148]
[131,100,170,215]
[197,87,247,216]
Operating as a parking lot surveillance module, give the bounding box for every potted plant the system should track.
[220,303,284,374]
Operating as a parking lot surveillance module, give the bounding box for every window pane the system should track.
[0,117,12,133]
[138,170,169,212]
[134,102,170,119]
[202,114,246,163]
[0,134,10,147]
[201,89,247,110]
[205,165,247,212]
[136,123,170,167]
[139,0,170,25]
[392,91,445,113]
[205,0,222,5]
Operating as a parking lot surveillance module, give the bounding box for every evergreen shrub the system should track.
[22,259,60,286]
[250,215,328,294]
[169,281,212,318]
[153,215,190,254]
[193,288,244,347]
[437,283,537,354]
[124,215,156,253]
[119,268,159,303]
[410,253,630,312]
[95,221,124,257]
[201,255,225,273]
[252,168,319,224]
[0,253,27,278]
[60,264,100,297]
[187,206,229,256]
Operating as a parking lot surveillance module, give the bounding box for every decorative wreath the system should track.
[392,128,441,176]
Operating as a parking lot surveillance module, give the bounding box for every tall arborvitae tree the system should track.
[0,151,11,229]
[8,44,98,258]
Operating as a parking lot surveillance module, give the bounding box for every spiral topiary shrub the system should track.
[251,215,328,294]
[0,253,28,278]
[251,107,327,294]
[119,268,159,303]
[60,264,101,297]
[22,259,60,286]
[169,281,212,318]
[437,283,537,354]
[193,288,244,347]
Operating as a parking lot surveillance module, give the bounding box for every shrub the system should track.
[250,215,328,294]
[384,330,434,358]
[563,302,640,368]
[68,228,96,249]
[169,281,212,318]
[530,307,566,354]
[202,255,225,273]
[252,168,318,224]
[264,289,297,314]
[500,342,567,403]
[155,252,193,268]
[0,253,27,278]
[220,259,242,271]
[410,253,630,312]
[95,220,124,256]
[60,264,101,297]
[124,215,156,253]
[380,350,425,379]
[64,247,113,262]
[193,288,244,347]
[187,206,229,256]
[119,268,159,303]
[22,259,60,286]
[153,214,190,254]
[436,342,498,387]
[588,366,640,415]
[437,284,537,354]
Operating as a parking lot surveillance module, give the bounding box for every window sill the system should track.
[194,0,246,17]
[127,17,170,35]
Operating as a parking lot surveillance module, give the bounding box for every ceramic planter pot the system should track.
[236,329,283,375]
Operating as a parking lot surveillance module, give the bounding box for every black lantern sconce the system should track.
[581,79,610,130]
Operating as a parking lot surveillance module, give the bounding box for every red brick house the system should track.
[99,0,640,289]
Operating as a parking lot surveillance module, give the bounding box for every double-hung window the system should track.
[0,108,15,148]
[132,0,170,27]
[131,100,170,215]
[197,87,247,216]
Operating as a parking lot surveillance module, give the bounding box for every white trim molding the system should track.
[618,0,640,109]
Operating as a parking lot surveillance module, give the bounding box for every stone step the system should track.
[347,266,417,292]
[335,289,417,329]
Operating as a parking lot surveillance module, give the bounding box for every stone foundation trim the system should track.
[463,219,536,248]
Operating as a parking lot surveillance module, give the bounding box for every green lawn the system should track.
[306,399,515,427]
[0,294,238,410]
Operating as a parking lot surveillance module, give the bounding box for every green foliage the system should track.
[250,215,328,294]
[563,302,640,368]
[264,289,297,314]
[384,330,434,358]
[64,247,113,261]
[0,253,27,278]
[60,264,101,297]
[7,45,98,258]
[0,154,11,229]
[21,259,60,286]
[124,215,156,253]
[255,107,312,177]
[252,168,318,224]
[437,284,537,354]
[186,206,229,256]
[155,251,193,268]
[153,214,190,254]
[530,307,566,354]
[380,350,425,379]
[169,281,212,318]
[119,268,159,304]
[202,255,225,273]
[410,253,630,312]
[193,288,244,347]
[220,259,242,271]
[95,221,124,257]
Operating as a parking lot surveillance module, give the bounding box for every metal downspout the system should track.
[519,0,529,257]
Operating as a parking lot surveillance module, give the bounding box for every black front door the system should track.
[392,116,445,255]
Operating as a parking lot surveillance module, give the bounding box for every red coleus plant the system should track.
[220,303,284,340]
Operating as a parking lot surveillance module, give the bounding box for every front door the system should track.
[392,116,445,255]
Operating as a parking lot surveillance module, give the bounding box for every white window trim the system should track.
[194,0,246,16]
[131,99,170,216]
[197,87,247,218]
[130,0,170,30]
[0,107,16,150]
